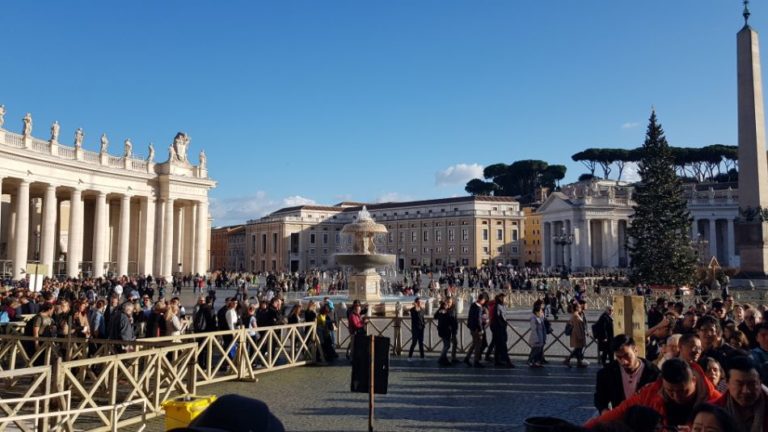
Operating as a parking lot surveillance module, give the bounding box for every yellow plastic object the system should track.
[161,394,217,430]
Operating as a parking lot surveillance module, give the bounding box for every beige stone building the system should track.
[0,107,215,280]
[522,206,542,266]
[244,196,524,272]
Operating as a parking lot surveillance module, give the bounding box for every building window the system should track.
[423,231,429,242]
[310,234,316,244]
[388,232,393,243]
[435,230,442,242]
[423,247,429,254]
[272,233,278,253]
[462,246,469,254]
[251,234,256,251]
[412,247,417,253]
[399,232,405,243]
[497,246,503,253]
[496,229,503,241]
[462,229,469,241]
[411,231,417,242]
[323,248,328,255]
[261,234,267,254]
[323,233,328,244]
[448,246,455,254]
[483,247,489,254]
[462,258,469,265]
[512,230,518,241]
[436,247,442,253]
[310,248,315,255]
[483,229,488,241]
[512,247,518,253]
[448,229,455,242]
[271,260,276,271]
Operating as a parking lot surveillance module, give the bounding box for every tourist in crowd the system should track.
[593,305,614,366]
[71,299,90,339]
[491,292,513,368]
[88,299,107,339]
[585,358,721,429]
[680,333,704,365]
[316,304,337,362]
[674,311,698,336]
[408,298,426,361]
[564,300,588,368]
[445,296,459,364]
[739,308,762,349]
[751,322,768,384]
[435,300,453,367]
[347,301,366,360]
[109,302,136,353]
[711,356,767,432]
[528,300,546,368]
[727,329,750,350]
[654,334,681,369]
[23,303,53,358]
[690,404,741,432]
[287,304,302,325]
[464,292,488,368]
[697,316,736,370]
[594,335,659,414]
[165,303,183,338]
[704,357,728,393]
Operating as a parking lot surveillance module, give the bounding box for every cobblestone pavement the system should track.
[147,355,597,431]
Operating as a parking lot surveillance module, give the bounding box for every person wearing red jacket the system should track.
[585,358,720,430]
[712,355,768,432]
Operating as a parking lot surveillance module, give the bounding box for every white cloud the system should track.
[375,192,412,203]
[621,162,641,182]
[621,122,640,129]
[209,192,317,226]
[282,195,316,207]
[435,163,484,186]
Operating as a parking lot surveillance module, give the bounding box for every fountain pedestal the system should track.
[349,269,383,303]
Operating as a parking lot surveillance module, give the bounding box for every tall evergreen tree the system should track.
[628,111,697,285]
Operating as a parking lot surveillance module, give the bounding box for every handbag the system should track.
[564,322,573,336]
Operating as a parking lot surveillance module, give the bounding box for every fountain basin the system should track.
[335,253,395,270]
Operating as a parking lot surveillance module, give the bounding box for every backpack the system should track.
[193,308,207,332]
[591,319,606,341]
[564,322,573,336]
[0,310,9,324]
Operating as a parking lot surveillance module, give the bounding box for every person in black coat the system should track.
[408,298,426,360]
[594,334,659,414]
[593,306,615,366]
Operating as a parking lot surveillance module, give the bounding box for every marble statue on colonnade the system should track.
[74,128,84,149]
[0,105,5,128]
[124,139,132,158]
[100,133,109,153]
[147,142,155,162]
[50,121,60,143]
[199,150,206,170]
[172,132,190,163]
[22,113,32,137]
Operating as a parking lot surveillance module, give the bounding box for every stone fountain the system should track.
[334,206,396,304]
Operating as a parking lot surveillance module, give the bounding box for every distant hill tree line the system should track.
[465,145,738,206]
[571,144,738,183]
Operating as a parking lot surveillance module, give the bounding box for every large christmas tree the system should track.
[628,111,697,285]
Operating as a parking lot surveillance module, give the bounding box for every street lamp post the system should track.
[553,228,574,273]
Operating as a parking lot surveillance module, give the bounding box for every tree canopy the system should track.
[464,159,566,204]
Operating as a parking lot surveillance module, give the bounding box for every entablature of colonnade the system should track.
[0,109,215,197]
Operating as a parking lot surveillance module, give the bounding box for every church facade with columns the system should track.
[0,106,215,280]
[538,180,739,272]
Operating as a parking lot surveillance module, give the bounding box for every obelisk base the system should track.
[732,219,768,289]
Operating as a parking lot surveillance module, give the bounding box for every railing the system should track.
[0,390,70,432]
[131,159,148,171]
[31,139,49,153]
[5,133,24,148]
[57,146,76,159]
[83,149,100,163]
[333,316,598,360]
[0,365,52,431]
[107,156,123,168]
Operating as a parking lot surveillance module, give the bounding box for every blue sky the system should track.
[0,1,757,225]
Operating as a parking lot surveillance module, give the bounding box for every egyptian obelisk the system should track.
[735,0,768,286]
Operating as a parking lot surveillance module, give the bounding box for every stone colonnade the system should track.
[542,218,629,270]
[0,177,208,279]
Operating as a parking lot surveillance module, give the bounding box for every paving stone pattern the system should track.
[147,356,597,432]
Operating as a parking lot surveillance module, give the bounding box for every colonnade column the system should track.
[66,188,83,278]
[140,197,156,276]
[12,180,30,280]
[162,198,175,281]
[92,192,107,278]
[709,219,718,260]
[117,195,131,276]
[727,219,736,267]
[40,184,57,277]
[195,200,209,275]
